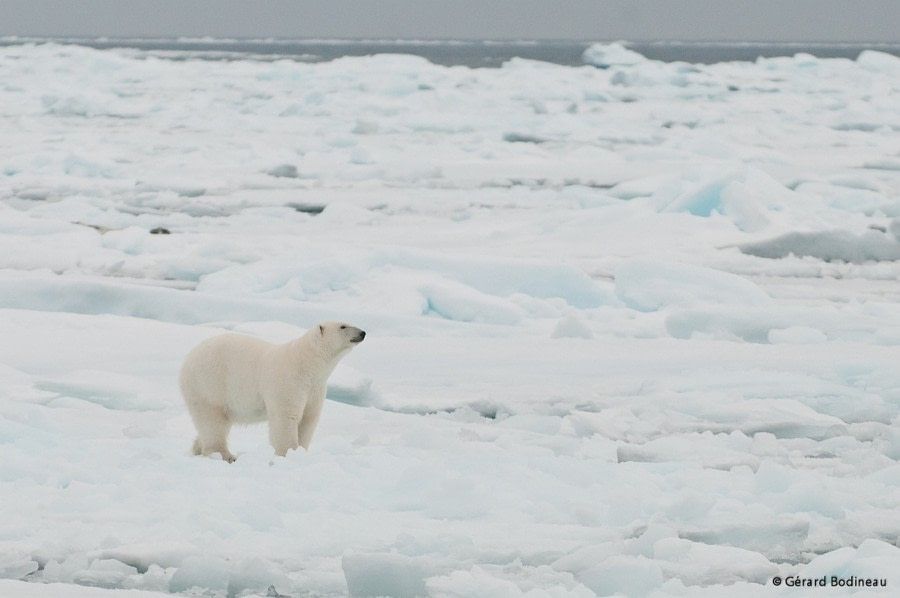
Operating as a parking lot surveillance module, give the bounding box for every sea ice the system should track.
[1,40,899,598]
[582,42,648,68]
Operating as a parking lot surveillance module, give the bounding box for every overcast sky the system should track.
[1,0,898,43]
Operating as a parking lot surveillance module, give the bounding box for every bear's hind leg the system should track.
[190,403,236,462]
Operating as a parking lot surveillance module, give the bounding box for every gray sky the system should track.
[1,0,898,43]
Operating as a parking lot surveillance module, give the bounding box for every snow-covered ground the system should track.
[1,42,900,597]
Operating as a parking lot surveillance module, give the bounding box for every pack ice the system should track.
[1,42,900,597]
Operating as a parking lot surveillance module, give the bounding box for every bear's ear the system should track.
[319,325,324,335]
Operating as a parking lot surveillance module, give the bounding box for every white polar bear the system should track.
[179,322,366,462]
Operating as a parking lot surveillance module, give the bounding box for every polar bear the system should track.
[179,322,366,462]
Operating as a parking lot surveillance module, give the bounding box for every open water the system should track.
[2,37,899,66]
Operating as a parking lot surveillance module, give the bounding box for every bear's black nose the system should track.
[354,330,366,342]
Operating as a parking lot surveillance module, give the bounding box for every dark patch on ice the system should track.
[439,406,498,420]
[480,178,614,191]
[863,160,900,171]
[16,188,54,201]
[285,202,326,215]
[739,228,900,263]
[661,120,699,129]
[73,221,116,234]
[503,132,549,144]
[804,450,838,459]
[472,405,498,420]
[174,187,206,198]
[563,178,615,189]
[377,402,500,420]
[267,164,300,178]
[268,586,293,598]
[616,445,655,463]
[831,122,883,132]
[481,178,547,189]
[352,120,380,134]
[72,222,172,235]
[506,176,545,187]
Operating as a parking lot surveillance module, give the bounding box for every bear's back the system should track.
[180,333,275,405]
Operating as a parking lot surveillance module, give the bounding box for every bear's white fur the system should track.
[180,321,365,461]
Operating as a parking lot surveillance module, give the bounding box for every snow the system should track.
[1,41,900,597]
[582,42,647,68]
[614,259,772,312]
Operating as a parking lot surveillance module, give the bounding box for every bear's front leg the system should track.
[298,403,323,450]
[268,414,301,456]
[298,386,327,450]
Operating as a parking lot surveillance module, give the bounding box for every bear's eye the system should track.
[340,325,346,329]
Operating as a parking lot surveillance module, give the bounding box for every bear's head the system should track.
[318,321,366,356]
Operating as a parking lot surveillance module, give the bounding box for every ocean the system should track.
[2,37,900,66]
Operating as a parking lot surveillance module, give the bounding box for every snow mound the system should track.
[615,260,771,312]
[196,250,614,322]
[768,326,827,345]
[793,539,900,589]
[326,365,378,407]
[857,50,900,74]
[582,43,647,68]
[551,313,594,339]
[652,168,792,232]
